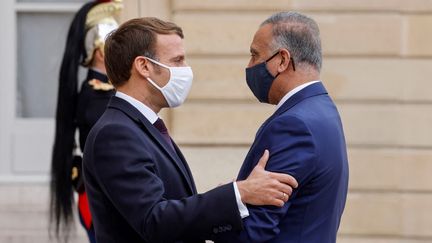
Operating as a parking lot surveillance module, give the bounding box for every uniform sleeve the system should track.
[89,123,243,242]
[215,115,317,243]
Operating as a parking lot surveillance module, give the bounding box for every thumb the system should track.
[256,149,270,168]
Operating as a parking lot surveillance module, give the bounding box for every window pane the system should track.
[17,13,77,118]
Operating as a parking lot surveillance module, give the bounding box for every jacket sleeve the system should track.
[89,123,243,242]
[214,115,317,243]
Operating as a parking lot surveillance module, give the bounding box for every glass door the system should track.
[0,0,86,182]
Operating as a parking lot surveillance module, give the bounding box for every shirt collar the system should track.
[275,80,321,110]
[115,91,159,124]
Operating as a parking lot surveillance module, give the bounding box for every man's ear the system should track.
[94,48,104,62]
[278,49,291,73]
[91,48,105,66]
[133,56,151,78]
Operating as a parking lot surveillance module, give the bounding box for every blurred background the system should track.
[1,0,432,242]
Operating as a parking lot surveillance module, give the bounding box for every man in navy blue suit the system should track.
[215,12,349,243]
[83,17,299,243]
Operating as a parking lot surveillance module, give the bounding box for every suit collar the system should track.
[273,81,328,117]
[107,96,195,194]
[115,91,159,124]
[275,81,320,110]
[253,82,328,144]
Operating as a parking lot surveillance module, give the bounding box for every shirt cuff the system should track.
[233,182,249,219]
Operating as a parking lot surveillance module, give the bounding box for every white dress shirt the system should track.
[115,91,249,218]
[115,91,159,123]
[275,80,321,110]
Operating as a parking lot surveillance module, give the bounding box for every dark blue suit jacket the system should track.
[217,82,349,243]
[83,96,243,243]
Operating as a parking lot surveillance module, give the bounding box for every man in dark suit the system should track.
[83,17,298,243]
[215,12,349,243]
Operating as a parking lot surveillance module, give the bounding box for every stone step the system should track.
[0,229,87,243]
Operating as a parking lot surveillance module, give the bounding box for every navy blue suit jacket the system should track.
[216,82,349,243]
[83,96,243,243]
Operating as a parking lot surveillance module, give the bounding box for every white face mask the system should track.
[146,57,193,108]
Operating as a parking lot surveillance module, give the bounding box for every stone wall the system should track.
[168,1,432,242]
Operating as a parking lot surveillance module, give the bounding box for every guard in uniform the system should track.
[50,1,122,242]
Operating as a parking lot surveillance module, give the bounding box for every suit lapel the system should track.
[172,142,198,194]
[246,82,329,167]
[261,82,327,136]
[108,96,195,194]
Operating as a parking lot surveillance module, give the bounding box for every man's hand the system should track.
[236,150,298,207]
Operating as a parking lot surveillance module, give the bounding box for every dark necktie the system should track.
[153,118,193,189]
[153,118,175,151]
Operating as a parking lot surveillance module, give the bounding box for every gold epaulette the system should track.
[89,79,115,91]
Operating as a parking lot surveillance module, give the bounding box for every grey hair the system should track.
[262,12,322,71]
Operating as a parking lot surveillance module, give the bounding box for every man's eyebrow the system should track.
[170,55,185,61]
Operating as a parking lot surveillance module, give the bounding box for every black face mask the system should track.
[245,51,280,103]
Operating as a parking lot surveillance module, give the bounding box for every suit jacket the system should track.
[83,96,243,243]
[216,82,349,243]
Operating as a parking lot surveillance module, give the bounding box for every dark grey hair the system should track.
[262,12,322,71]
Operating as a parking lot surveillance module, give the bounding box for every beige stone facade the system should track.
[150,0,432,242]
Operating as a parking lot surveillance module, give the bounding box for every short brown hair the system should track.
[104,17,184,87]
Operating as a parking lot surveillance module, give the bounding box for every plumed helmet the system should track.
[83,0,122,66]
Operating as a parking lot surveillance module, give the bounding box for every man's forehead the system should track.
[155,34,185,58]
[156,33,183,44]
[250,24,273,53]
